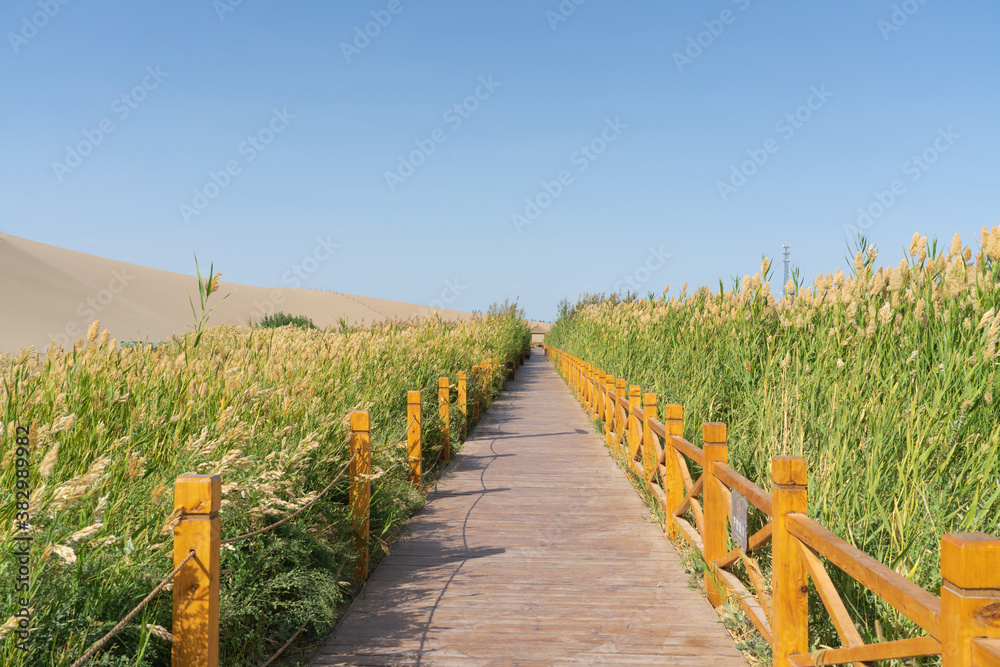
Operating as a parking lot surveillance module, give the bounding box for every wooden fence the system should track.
[546,345,1000,667]
[75,350,530,666]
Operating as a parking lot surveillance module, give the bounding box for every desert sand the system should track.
[0,233,477,355]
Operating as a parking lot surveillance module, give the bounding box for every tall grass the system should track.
[0,309,530,665]
[546,230,1000,652]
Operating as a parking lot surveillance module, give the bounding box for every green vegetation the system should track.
[0,308,529,665]
[257,312,318,330]
[546,230,1000,655]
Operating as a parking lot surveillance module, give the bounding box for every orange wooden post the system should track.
[772,456,809,666]
[458,371,468,440]
[173,475,221,667]
[664,405,684,539]
[587,364,597,415]
[439,377,451,462]
[702,423,729,606]
[627,386,642,461]
[407,391,422,488]
[614,379,627,452]
[484,360,492,404]
[350,411,371,582]
[604,374,616,448]
[941,533,1000,667]
[471,364,481,424]
[641,393,658,483]
[594,370,606,421]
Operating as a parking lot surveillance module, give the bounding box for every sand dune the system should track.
[0,233,474,355]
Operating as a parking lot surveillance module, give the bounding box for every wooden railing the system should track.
[546,345,1000,667]
[73,351,527,667]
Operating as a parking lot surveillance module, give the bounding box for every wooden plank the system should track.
[714,462,773,516]
[716,568,773,646]
[973,638,1000,666]
[788,636,941,666]
[796,539,866,658]
[668,434,704,465]
[315,349,746,666]
[787,514,942,637]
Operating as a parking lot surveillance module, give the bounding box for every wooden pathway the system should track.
[313,349,747,666]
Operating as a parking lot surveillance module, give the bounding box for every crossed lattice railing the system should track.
[547,345,1000,667]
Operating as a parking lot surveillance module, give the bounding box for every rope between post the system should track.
[71,549,197,667]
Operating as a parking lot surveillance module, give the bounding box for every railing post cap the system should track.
[458,370,467,379]
[615,378,627,387]
[175,474,221,514]
[772,456,807,486]
[642,392,657,404]
[702,422,727,444]
[472,364,480,371]
[629,385,641,396]
[665,404,683,419]
[941,532,1000,589]
[350,410,370,431]
[438,377,449,388]
[606,374,615,382]
[407,390,421,402]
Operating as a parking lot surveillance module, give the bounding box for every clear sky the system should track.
[2,1,997,322]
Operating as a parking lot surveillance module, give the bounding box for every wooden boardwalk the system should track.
[313,349,747,666]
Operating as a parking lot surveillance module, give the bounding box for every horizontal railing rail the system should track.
[545,344,1000,667]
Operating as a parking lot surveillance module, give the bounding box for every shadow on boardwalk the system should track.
[311,349,747,666]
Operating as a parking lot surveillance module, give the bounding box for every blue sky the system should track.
[2,0,997,322]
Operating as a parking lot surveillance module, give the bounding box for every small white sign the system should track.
[732,490,748,552]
